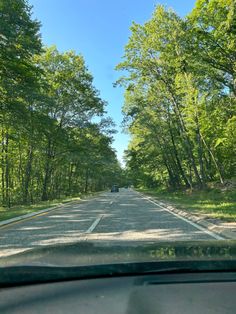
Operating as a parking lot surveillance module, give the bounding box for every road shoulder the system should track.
[138,191,236,240]
[0,192,105,228]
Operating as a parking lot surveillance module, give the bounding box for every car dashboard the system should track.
[1,271,236,313]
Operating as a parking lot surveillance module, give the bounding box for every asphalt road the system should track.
[0,189,219,257]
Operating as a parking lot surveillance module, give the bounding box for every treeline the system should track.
[0,0,121,207]
[117,0,236,189]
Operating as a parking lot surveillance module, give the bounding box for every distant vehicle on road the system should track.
[111,185,119,192]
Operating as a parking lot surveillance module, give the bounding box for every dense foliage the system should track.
[0,0,121,207]
[117,0,236,189]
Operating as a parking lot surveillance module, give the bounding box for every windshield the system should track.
[0,0,235,270]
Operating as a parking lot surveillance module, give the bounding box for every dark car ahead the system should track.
[111,185,119,192]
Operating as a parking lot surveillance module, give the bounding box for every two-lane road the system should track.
[0,189,221,257]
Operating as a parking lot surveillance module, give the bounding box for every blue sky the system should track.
[29,0,196,164]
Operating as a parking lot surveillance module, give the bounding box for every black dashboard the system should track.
[1,271,236,313]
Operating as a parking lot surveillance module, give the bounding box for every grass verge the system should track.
[138,187,236,222]
[0,191,101,222]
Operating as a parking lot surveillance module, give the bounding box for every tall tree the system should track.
[0,0,42,206]
[117,3,236,190]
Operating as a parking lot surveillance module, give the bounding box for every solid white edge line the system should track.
[140,194,224,240]
[85,215,104,234]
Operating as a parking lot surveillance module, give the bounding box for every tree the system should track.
[116,3,235,190]
[0,0,42,206]
[0,2,122,207]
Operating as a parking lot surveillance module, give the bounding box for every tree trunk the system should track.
[5,132,10,207]
[166,85,203,186]
[42,158,51,201]
[84,168,89,193]
[156,136,181,188]
[23,145,34,203]
[1,129,5,204]
[200,133,224,184]
[68,163,74,194]
[41,139,54,201]
[167,115,192,188]
[196,117,206,187]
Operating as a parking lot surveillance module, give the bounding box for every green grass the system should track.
[0,191,101,222]
[138,187,236,222]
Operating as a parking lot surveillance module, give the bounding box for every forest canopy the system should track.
[0,0,121,207]
[116,0,236,189]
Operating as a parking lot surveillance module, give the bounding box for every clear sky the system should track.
[28,0,196,164]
